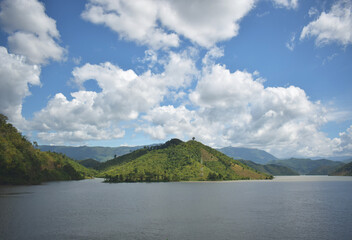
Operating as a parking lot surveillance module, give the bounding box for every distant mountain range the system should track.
[268,158,344,175]
[218,147,278,164]
[238,160,299,176]
[38,145,144,162]
[39,144,352,177]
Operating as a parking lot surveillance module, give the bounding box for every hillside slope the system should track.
[238,160,299,176]
[0,114,94,185]
[268,158,344,175]
[218,147,277,164]
[329,162,352,176]
[100,139,272,182]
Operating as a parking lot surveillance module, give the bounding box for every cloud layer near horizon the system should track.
[0,0,351,158]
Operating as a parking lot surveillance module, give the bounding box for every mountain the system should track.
[311,156,352,162]
[99,139,272,182]
[343,158,352,163]
[38,145,144,162]
[0,114,94,185]
[218,147,278,164]
[329,162,352,176]
[238,160,299,176]
[77,158,101,169]
[268,158,344,175]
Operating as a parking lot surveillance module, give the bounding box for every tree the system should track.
[192,137,195,141]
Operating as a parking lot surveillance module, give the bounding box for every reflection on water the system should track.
[0,176,351,240]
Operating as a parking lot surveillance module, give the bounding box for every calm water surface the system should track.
[1,176,352,240]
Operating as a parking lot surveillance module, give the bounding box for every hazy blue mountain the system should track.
[311,156,352,162]
[218,147,278,164]
[39,145,144,162]
[238,160,299,176]
[268,158,344,175]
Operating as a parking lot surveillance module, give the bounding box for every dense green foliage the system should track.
[218,146,278,164]
[39,145,144,162]
[268,158,344,175]
[239,160,299,176]
[0,114,94,184]
[329,162,352,176]
[77,158,101,169]
[100,139,272,182]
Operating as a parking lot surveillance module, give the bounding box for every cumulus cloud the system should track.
[271,0,298,9]
[0,47,41,127]
[32,50,198,143]
[0,0,66,64]
[82,0,255,48]
[81,0,179,49]
[300,0,352,46]
[137,62,351,158]
[332,125,352,155]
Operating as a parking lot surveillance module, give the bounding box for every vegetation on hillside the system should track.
[0,114,94,185]
[239,160,299,176]
[77,158,101,169]
[99,139,272,182]
[329,162,352,176]
[268,158,344,175]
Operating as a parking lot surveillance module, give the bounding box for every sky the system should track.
[0,0,351,158]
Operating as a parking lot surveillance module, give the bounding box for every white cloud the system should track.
[332,125,352,155]
[0,47,41,127]
[82,0,255,48]
[0,0,66,64]
[158,0,255,47]
[32,50,198,143]
[137,62,350,158]
[308,7,319,17]
[300,0,352,46]
[286,33,296,51]
[81,0,179,49]
[271,0,298,9]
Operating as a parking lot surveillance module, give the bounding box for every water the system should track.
[1,176,352,240]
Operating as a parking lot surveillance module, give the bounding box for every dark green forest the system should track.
[0,114,94,184]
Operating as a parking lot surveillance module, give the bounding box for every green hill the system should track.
[99,139,272,182]
[38,145,144,162]
[268,158,344,175]
[329,162,352,176]
[77,158,101,169]
[218,147,278,164]
[238,160,299,176]
[0,114,94,185]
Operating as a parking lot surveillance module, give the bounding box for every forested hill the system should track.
[238,160,299,176]
[268,158,344,175]
[0,114,94,185]
[330,162,352,176]
[99,139,272,182]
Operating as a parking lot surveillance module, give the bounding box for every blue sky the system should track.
[0,0,351,158]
